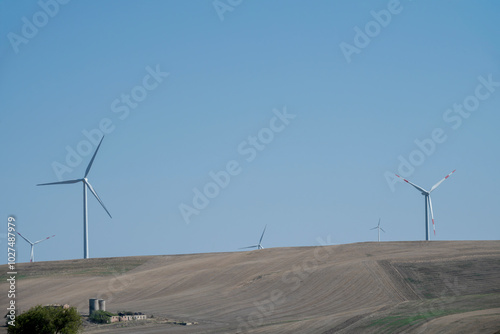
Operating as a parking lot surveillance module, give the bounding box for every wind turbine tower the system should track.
[396,170,455,241]
[37,136,112,259]
[370,218,385,242]
[17,232,55,262]
[240,225,267,250]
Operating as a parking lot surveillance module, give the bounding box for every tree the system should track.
[7,305,82,334]
[50,307,82,334]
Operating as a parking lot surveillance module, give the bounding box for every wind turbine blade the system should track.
[37,179,81,186]
[395,174,428,193]
[33,234,56,245]
[430,169,456,193]
[428,195,436,235]
[85,181,112,218]
[370,227,378,230]
[239,245,258,249]
[84,136,105,178]
[378,218,381,227]
[17,232,33,245]
[380,228,386,233]
[259,225,267,245]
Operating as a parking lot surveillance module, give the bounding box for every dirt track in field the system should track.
[1,240,499,333]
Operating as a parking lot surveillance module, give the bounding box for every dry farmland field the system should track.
[1,241,499,333]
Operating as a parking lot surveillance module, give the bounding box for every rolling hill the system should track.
[1,240,499,333]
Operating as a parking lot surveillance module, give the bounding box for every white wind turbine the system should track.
[37,136,112,259]
[240,225,267,250]
[396,170,456,241]
[370,218,385,242]
[17,232,55,263]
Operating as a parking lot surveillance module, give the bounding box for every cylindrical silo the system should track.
[89,299,99,314]
[98,299,106,312]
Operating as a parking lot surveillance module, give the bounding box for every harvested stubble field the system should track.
[1,240,499,333]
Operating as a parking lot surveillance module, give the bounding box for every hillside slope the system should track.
[1,241,499,333]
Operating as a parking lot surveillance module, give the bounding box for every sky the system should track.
[1,0,499,264]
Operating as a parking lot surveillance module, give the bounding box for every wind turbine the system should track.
[396,170,456,241]
[17,232,55,263]
[370,218,385,242]
[37,136,112,259]
[240,225,267,250]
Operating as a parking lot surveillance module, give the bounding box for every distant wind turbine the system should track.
[37,136,112,259]
[240,225,267,250]
[396,170,456,241]
[17,232,55,263]
[370,218,385,242]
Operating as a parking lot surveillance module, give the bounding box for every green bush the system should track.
[88,310,116,324]
[7,305,82,334]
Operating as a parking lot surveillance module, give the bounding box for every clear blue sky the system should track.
[1,0,499,263]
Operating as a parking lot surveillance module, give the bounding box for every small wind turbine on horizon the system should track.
[396,170,456,241]
[240,225,267,250]
[370,218,385,242]
[17,232,55,263]
[37,136,112,259]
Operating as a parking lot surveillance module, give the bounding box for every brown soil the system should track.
[1,240,499,333]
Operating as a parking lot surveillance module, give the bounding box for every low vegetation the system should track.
[368,309,458,330]
[362,293,500,332]
[88,310,117,324]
